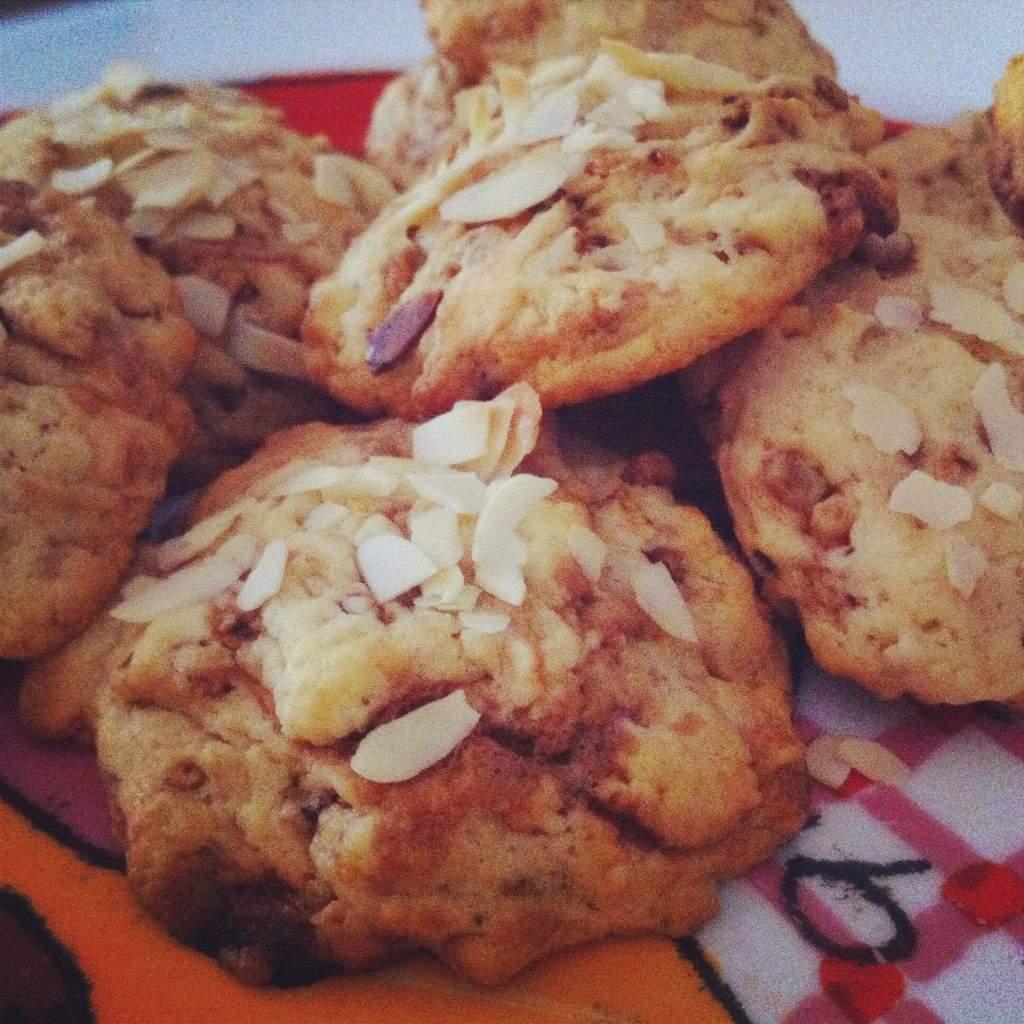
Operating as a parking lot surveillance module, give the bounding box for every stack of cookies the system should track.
[3,0,1023,990]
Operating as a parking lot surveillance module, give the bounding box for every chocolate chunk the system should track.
[366,289,442,374]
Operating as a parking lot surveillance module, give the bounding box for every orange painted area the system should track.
[0,799,732,1024]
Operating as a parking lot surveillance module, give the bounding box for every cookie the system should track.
[868,111,1013,236]
[0,182,196,659]
[684,211,1024,708]
[0,65,394,481]
[308,44,894,420]
[367,0,837,188]
[31,385,805,984]
[989,54,1024,230]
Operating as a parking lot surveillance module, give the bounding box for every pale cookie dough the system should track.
[0,66,394,482]
[989,54,1024,231]
[0,182,196,659]
[308,45,895,420]
[684,211,1024,708]
[25,386,804,985]
[368,0,837,188]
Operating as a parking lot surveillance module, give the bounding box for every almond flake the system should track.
[1004,263,1024,316]
[353,514,400,546]
[174,275,231,337]
[561,123,636,153]
[0,230,44,275]
[418,565,467,607]
[176,210,236,240]
[944,535,988,597]
[124,208,171,239]
[972,362,1024,472]
[412,404,493,466]
[206,157,260,206]
[472,475,558,569]
[304,501,351,532]
[226,319,307,380]
[587,96,645,130]
[155,499,253,572]
[357,534,437,603]
[143,128,197,152]
[408,471,487,515]
[631,560,698,642]
[874,295,923,331]
[928,279,1024,355]
[236,539,288,611]
[409,506,463,568]
[48,85,102,119]
[313,153,355,206]
[466,383,543,481]
[517,85,581,144]
[350,690,481,784]
[51,157,113,195]
[113,147,160,178]
[979,481,1023,520]
[600,39,755,96]
[110,532,257,623]
[272,463,352,497]
[888,471,973,530]
[805,735,852,790]
[102,60,151,103]
[567,524,607,583]
[836,737,907,785]
[474,538,529,606]
[121,150,216,210]
[459,611,510,634]
[611,202,667,253]
[282,221,322,245]
[842,383,922,456]
[529,55,587,89]
[439,145,579,224]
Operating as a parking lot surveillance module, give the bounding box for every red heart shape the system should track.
[820,956,906,1024]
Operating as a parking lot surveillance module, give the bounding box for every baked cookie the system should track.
[368,0,837,188]
[684,211,1024,707]
[0,181,196,659]
[0,65,394,481]
[868,111,1013,236]
[28,386,805,984]
[990,54,1024,230]
[308,44,894,420]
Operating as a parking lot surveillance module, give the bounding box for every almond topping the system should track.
[356,534,437,604]
[304,502,351,532]
[439,145,580,224]
[805,735,852,790]
[236,539,288,611]
[176,210,237,240]
[612,202,667,253]
[350,690,481,784]
[155,499,253,572]
[226,319,307,380]
[102,59,151,103]
[282,221,322,245]
[466,383,543,481]
[123,208,171,239]
[888,471,973,530]
[412,403,493,466]
[417,566,468,608]
[842,383,922,456]
[566,524,607,583]
[836,737,907,785]
[313,153,356,206]
[1003,262,1024,316]
[0,230,44,275]
[972,362,1024,472]
[631,560,698,642]
[121,150,216,210]
[516,85,581,144]
[409,505,463,568]
[408,471,487,514]
[600,39,755,96]
[51,158,113,195]
[353,514,400,546]
[174,275,231,337]
[459,611,510,634]
[472,475,558,568]
[587,96,645,130]
[928,279,1024,355]
[273,463,352,497]
[944,535,988,597]
[110,533,257,623]
[979,481,1023,520]
[874,295,923,331]
[366,290,442,373]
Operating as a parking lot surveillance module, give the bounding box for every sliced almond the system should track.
[888,471,973,530]
[567,524,607,583]
[805,735,852,790]
[836,737,907,785]
[944,535,988,597]
[304,501,351,532]
[979,481,1023,520]
[272,463,353,497]
[972,362,1024,472]
[413,403,493,466]
[155,499,253,572]
[631,560,698,642]
[236,539,289,611]
[439,145,579,225]
[102,59,151,103]
[472,475,558,569]
[928,279,1024,355]
[600,39,755,96]
[124,207,171,239]
[282,221,322,245]
[226,318,307,380]
[459,611,510,634]
[467,383,543,481]
[176,210,236,240]
[409,505,463,568]
[314,152,395,210]
[1004,262,1024,316]
[350,690,481,784]
[0,230,44,275]
[842,383,922,456]
[408,471,487,514]
[111,532,257,623]
[561,123,636,153]
[353,513,400,546]
[418,565,467,607]
[516,85,581,144]
[121,150,216,210]
[356,534,437,604]
[51,157,113,195]
[174,275,231,337]
[587,95,645,130]
[474,535,529,606]
[874,295,923,331]
[143,128,197,152]
[611,202,667,254]
[206,156,260,206]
